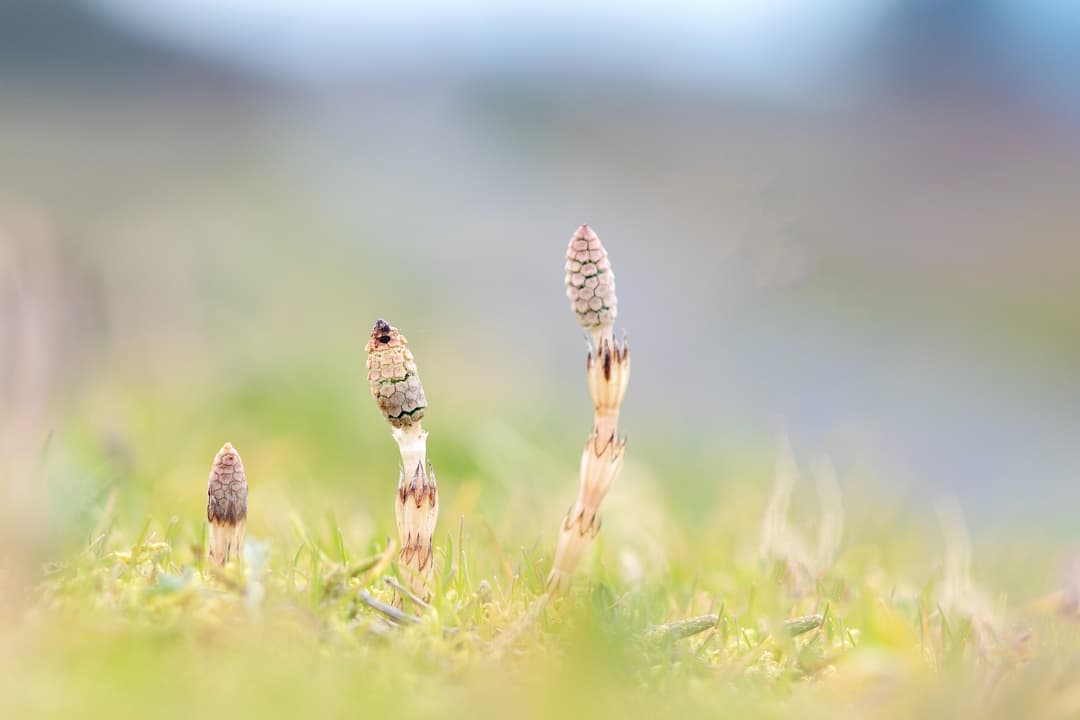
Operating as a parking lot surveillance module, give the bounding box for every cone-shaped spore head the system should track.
[207,442,248,526]
[366,318,427,428]
[565,224,617,330]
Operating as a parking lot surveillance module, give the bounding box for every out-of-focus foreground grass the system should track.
[3,365,1080,720]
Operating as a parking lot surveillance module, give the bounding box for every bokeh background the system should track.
[2,0,1080,588]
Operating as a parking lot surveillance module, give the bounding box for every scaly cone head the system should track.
[565,225,617,334]
[208,442,248,525]
[366,319,427,428]
[207,442,248,566]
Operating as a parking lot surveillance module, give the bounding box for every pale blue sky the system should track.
[88,0,1080,108]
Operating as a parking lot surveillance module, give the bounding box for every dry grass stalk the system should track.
[207,442,248,566]
[547,225,631,593]
[365,319,438,601]
[759,439,845,595]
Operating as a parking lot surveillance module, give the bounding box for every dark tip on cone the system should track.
[373,318,393,344]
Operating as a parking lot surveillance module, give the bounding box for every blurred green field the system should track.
[3,161,1079,718]
[4,363,1080,719]
[3,14,1080,713]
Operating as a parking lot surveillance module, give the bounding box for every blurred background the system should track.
[2,0,1079,576]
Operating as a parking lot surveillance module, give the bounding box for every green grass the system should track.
[4,370,1080,720]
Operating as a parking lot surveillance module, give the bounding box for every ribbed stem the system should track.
[366,319,438,604]
[548,226,630,593]
[392,422,438,600]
